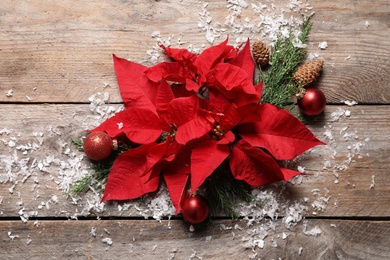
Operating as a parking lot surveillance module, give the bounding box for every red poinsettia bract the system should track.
[89,39,325,213]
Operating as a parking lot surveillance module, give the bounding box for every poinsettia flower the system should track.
[94,38,325,215]
[145,38,255,95]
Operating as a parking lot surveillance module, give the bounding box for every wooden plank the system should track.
[1,219,389,259]
[304,0,390,104]
[1,104,389,218]
[0,0,389,104]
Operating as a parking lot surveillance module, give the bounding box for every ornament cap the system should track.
[112,139,118,150]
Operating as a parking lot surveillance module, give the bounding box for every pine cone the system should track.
[293,60,324,86]
[252,41,269,68]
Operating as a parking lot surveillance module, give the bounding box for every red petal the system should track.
[219,131,235,144]
[280,168,302,182]
[185,78,200,92]
[239,104,325,160]
[230,140,284,187]
[160,44,197,63]
[175,117,214,145]
[145,61,191,83]
[155,80,175,116]
[207,63,260,103]
[162,150,191,214]
[171,83,193,98]
[195,38,229,75]
[166,96,214,145]
[201,89,231,116]
[190,139,230,192]
[113,55,158,112]
[228,38,255,79]
[218,102,258,130]
[91,108,169,144]
[101,142,168,202]
[255,82,263,96]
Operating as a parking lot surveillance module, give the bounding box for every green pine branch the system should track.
[68,163,111,195]
[204,160,258,219]
[260,16,312,109]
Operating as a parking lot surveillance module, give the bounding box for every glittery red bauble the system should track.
[83,131,113,161]
[298,88,326,116]
[182,195,210,224]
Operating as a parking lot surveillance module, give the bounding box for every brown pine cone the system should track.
[252,41,269,68]
[293,60,324,86]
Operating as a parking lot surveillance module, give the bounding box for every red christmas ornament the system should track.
[83,131,114,161]
[182,194,210,224]
[298,88,326,116]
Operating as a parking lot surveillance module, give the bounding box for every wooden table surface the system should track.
[1,0,389,259]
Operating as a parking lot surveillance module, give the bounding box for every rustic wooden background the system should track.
[1,0,389,259]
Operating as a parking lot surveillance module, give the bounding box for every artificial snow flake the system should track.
[370,175,375,189]
[318,41,328,49]
[91,227,97,237]
[8,232,19,240]
[102,237,113,246]
[6,89,13,97]
[343,100,358,106]
[303,221,322,236]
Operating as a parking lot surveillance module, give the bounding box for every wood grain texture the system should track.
[1,1,390,258]
[1,104,389,218]
[0,0,389,103]
[1,219,389,259]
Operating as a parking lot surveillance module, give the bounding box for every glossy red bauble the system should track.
[182,195,210,224]
[83,131,114,161]
[298,88,326,116]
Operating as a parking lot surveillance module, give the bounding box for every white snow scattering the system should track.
[370,175,375,189]
[8,231,20,240]
[6,89,13,97]
[88,92,122,120]
[343,100,358,106]
[318,41,328,49]
[198,3,219,44]
[189,249,203,260]
[91,226,97,237]
[303,221,322,236]
[134,186,176,220]
[144,0,317,65]
[101,237,113,246]
[344,55,351,61]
